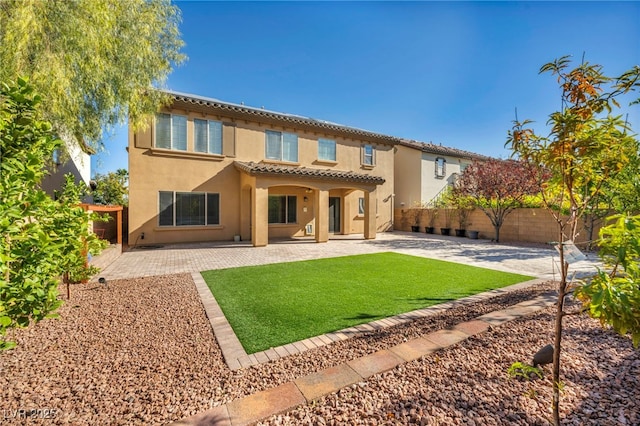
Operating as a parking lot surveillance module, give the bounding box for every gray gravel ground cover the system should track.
[1,274,637,425]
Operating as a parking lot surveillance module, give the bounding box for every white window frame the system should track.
[358,196,377,215]
[435,157,446,178]
[362,144,375,166]
[194,118,223,154]
[158,191,220,227]
[155,113,187,151]
[318,138,336,161]
[265,130,298,162]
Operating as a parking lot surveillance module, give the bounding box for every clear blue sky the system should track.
[91,0,640,176]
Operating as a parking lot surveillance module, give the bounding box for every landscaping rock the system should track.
[1,275,638,425]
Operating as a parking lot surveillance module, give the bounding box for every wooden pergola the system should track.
[79,203,123,245]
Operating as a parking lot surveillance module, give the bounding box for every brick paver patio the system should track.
[99,231,598,281]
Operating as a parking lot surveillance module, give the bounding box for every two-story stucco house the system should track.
[41,137,93,200]
[128,91,399,247]
[394,139,488,209]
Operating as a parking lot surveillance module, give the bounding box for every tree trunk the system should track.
[585,214,595,251]
[494,224,501,242]
[552,261,568,426]
[552,226,570,426]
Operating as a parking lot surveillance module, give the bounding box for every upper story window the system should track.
[155,113,187,151]
[318,138,336,161]
[435,157,446,178]
[194,119,223,154]
[362,144,375,166]
[266,130,298,162]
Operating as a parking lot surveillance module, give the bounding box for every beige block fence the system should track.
[394,208,603,248]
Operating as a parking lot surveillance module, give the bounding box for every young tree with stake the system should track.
[507,56,639,425]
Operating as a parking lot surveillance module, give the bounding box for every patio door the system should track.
[329,197,340,233]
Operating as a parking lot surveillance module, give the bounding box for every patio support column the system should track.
[252,185,269,247]
[116,209,122,245]
[315,189,329,243]
[364,188,377,240]
[342,194,352,236]
[239,185,252,241]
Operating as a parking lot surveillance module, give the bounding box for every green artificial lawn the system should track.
[202,252,532,354]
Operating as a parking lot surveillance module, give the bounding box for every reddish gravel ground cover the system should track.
[0,274,637,425]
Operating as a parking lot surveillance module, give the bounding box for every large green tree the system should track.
[0,0,185,152]
[508,56,639,425]
[581,136,640,248]
[1,79,105,350]
[92,169,129,206]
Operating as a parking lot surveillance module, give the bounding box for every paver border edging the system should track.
[191,272,548,371]
[175,284,558,426]
[191,272,246,371]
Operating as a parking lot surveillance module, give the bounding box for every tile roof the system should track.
[165,91,402,145]
[398,139,490,160]
[163,90,491,159]
[234,161,385,185]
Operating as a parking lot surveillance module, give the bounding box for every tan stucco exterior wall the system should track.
[394,144,473,210]
[128,102,395,246]
[393,144,422,209]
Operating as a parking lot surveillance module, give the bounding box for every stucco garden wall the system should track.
[394,208,603,247]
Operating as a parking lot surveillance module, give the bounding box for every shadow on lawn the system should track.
[342,296,465,323]
[389,297,457,312]
[345,312,384,321]
[400,293,481,306]
[402,296,457,304]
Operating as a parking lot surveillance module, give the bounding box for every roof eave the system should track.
[233,161,385,185]
[165,91,401,146]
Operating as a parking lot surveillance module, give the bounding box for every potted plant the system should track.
[401,203,422,232]
[450,189,475,238]
[454,202,474,237]
[440,208,452,235]
[424,203,438,234]
[409,201,423,232]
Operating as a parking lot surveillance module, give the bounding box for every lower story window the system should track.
[159,191,220,226]
[268,195,297,224]
[358,196,377,215]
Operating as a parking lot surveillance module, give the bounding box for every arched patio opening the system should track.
[235,161,383,247]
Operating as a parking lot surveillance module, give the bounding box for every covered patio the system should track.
[234,161,385,247]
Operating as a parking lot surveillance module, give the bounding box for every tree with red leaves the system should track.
[454,158,541,242]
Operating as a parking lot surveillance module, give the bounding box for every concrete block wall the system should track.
[394,208,602,247]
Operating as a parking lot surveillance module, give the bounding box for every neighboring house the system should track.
[128,91,400,247]
[41,136,93,201]
[394,139,488,208]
